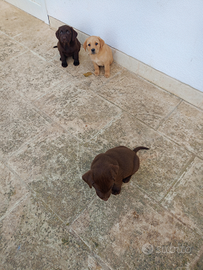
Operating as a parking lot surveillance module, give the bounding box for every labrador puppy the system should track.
[83,36,113,78]
[82,146,149,201]
[55,25,80,67]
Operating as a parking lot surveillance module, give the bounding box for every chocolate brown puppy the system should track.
[55,25,80,67]
[82,146,149,201]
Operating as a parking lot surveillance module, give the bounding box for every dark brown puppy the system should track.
[82,146,149,201]
[55,25,80,67]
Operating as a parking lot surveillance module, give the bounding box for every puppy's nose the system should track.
[91,48,95,54]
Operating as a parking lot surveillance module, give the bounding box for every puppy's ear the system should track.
[83,38,88,51]
[55,29,60,40]
[110,165,119,180]
[71,27,78,42]
[98,37,105,49]
[82,170,94,188]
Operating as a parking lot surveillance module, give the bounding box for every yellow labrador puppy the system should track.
[83,36,113,78]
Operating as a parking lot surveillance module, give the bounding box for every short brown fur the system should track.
[55,25,80,67]
[82,146,149,201]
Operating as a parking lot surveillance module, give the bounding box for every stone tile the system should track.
[7,124,80,183]
[0,98,49,159]
[7,124,96,223]
[0,2,42,37]
[191,248,203,270]
[0,32,27,63]
[94,70,181,129]
[79,113,193,201]
[34,84,122,141]
[15,23,58,61]
[162,157,203,236]
[30,169,95,224]
[0,161,28,219]
[158,101,203,159]
[0,0,11,11]
[0,51,72,101]
[71,183,203,270]
[0,192,92,269]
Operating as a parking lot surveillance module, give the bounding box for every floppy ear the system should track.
[110,165,119,180]
[82,170,94,188]
[98,37,105,49]
[83,38,88,51]
[71,27,78,42]
[55,29,60,40]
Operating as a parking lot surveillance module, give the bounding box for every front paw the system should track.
[104,72,110,78]
[112,186,121,195]
[94,70,99,76]
[62,61,68,68]
[73,60,79,66]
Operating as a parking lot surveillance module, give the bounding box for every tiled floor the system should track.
[1,1,203,269]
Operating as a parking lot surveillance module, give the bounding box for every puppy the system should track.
[55,25,80,67]
[82,146,149,201]
[83,36,113,78]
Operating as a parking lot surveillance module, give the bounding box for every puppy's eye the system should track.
[95,42,98,46]
[88,43,91,46]
[60,30,63,34]
[66,30,69,34]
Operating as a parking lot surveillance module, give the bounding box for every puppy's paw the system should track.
[123,175,132,183]
[62,62,68,68]
[112,186,121,195]
[73,60,79,66]
[104,72,110,78]
[94,70,99,76]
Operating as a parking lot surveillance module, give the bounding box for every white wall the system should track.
[47,0,203,92]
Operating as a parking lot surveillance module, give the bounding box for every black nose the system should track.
[91,48,95,53]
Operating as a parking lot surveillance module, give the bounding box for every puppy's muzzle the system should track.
[91,48,96,54]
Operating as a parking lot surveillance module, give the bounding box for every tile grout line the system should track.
[155,99,183,130]
[0,30,48,62]
[133,182,203,239]
[85,112,123,143]
[68,196,97,228]
[127,68,203,112]
[0,192,29,222]
[189,244,203,269]
[159,154,196,203]
[4,124,52,163]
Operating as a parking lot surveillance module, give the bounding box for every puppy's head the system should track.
[82,164,119,201]
[56,25,78,45]
[83,36,105,55]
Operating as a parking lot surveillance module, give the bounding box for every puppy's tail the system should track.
[133,146,149,154]
[53,45,58,48]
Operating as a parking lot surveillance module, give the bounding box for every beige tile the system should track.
[158,101,203,158]
[14,23,58,61]
[30,169,95,223]
[0,32,27,63]
[0,161,28,219]
[0,98,49,159]
[0,0,12,10]
[0,192,92,269]
[71,183,203,270]
[0,2,42,37]
[0,50,72,101]
[162,157,203,236]
[79,113,193,201]
[7,124,79,182]
[34,84,122,141]
[7,124,95,223]
[95,70,181,129]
